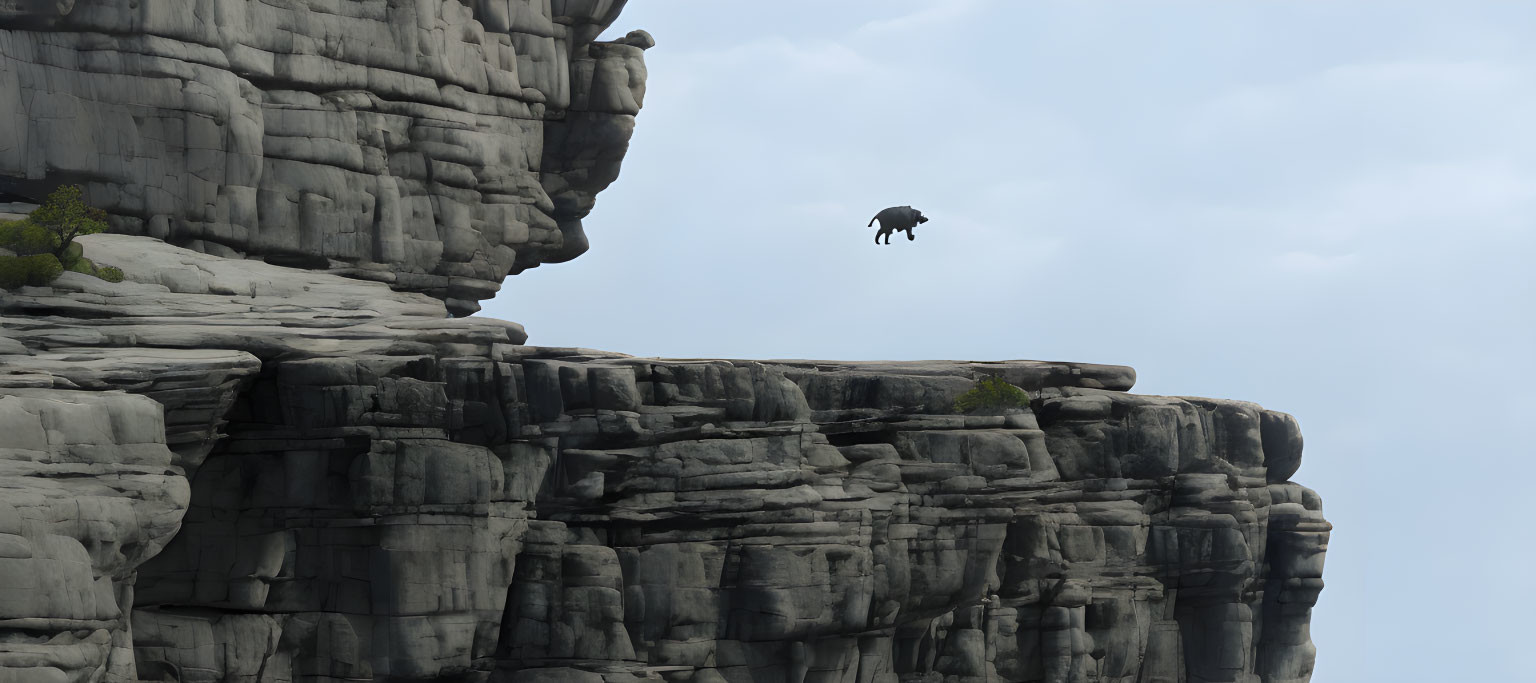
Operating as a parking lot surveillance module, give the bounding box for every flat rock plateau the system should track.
[0,2,1328,683]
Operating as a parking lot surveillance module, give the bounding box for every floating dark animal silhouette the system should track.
[869,206,929,244]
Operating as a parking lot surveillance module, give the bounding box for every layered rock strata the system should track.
[0,235,1329,683]
[0,0,651,315]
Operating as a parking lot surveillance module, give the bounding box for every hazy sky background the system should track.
[483,3,1536,680]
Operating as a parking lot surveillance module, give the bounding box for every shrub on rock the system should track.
[0,253,64,288]
[67,255,97,275]
[0,219,55,256]
[27,254,63,285]
[30,185,107,258]
[0,256,21,288]
[954,376,1032,413]
[59,241,84,269]
[0,187,122,286]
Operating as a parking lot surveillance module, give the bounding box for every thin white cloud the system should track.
[1330,162,1536,227]
[853,0,989,38]
[1319,59,1523,90]
[1272,250,1359,272]
[1190,59,1536,151]
[1202,59,1526,116]
[787,201,854,220]
[1265,161,1536,245]
[671,36,879,77]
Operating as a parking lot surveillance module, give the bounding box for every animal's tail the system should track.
[867,216,877,227]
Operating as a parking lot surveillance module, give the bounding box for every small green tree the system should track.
[0,185,121,288]
[29,184,107,260]
[953,376,1032,413]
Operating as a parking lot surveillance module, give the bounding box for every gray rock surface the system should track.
[0,235,1329,683]
[0,5,1327,680]
[0,0,650,315]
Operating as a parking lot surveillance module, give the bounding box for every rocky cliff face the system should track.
[0,236,1329,683]
[0,3,1328,682]
[0,0,651,315]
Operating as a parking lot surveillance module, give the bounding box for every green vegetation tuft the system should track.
[30,185,107,258]
[59,241,84,269]
[0,257,23,289]
[0,186,121,287]
[67,256,97,275]
[24,254,63,285]
[0,253,64,288]
[954,376,1032,413]
[0,219,56,256]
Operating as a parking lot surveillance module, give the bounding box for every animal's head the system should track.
[916,212,929,224]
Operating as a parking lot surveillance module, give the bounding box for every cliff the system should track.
[0,0,650,315]
[0,3,1327,682]
[0,236,1328,683]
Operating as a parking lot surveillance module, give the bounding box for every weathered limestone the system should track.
[0,4,1328,679]
[0,0,650,315]
[0,235,1328,683]
[0,389,196,682]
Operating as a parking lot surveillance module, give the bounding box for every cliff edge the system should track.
[0,235,1329,683]
[0,2,1327,682]
[0,0,650,315]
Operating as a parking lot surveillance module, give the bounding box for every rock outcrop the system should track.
[0,235,1329,683]
[0,0,651,315]
[0,3,1328,681]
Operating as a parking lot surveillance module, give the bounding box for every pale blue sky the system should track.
[484,3,1536,680]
